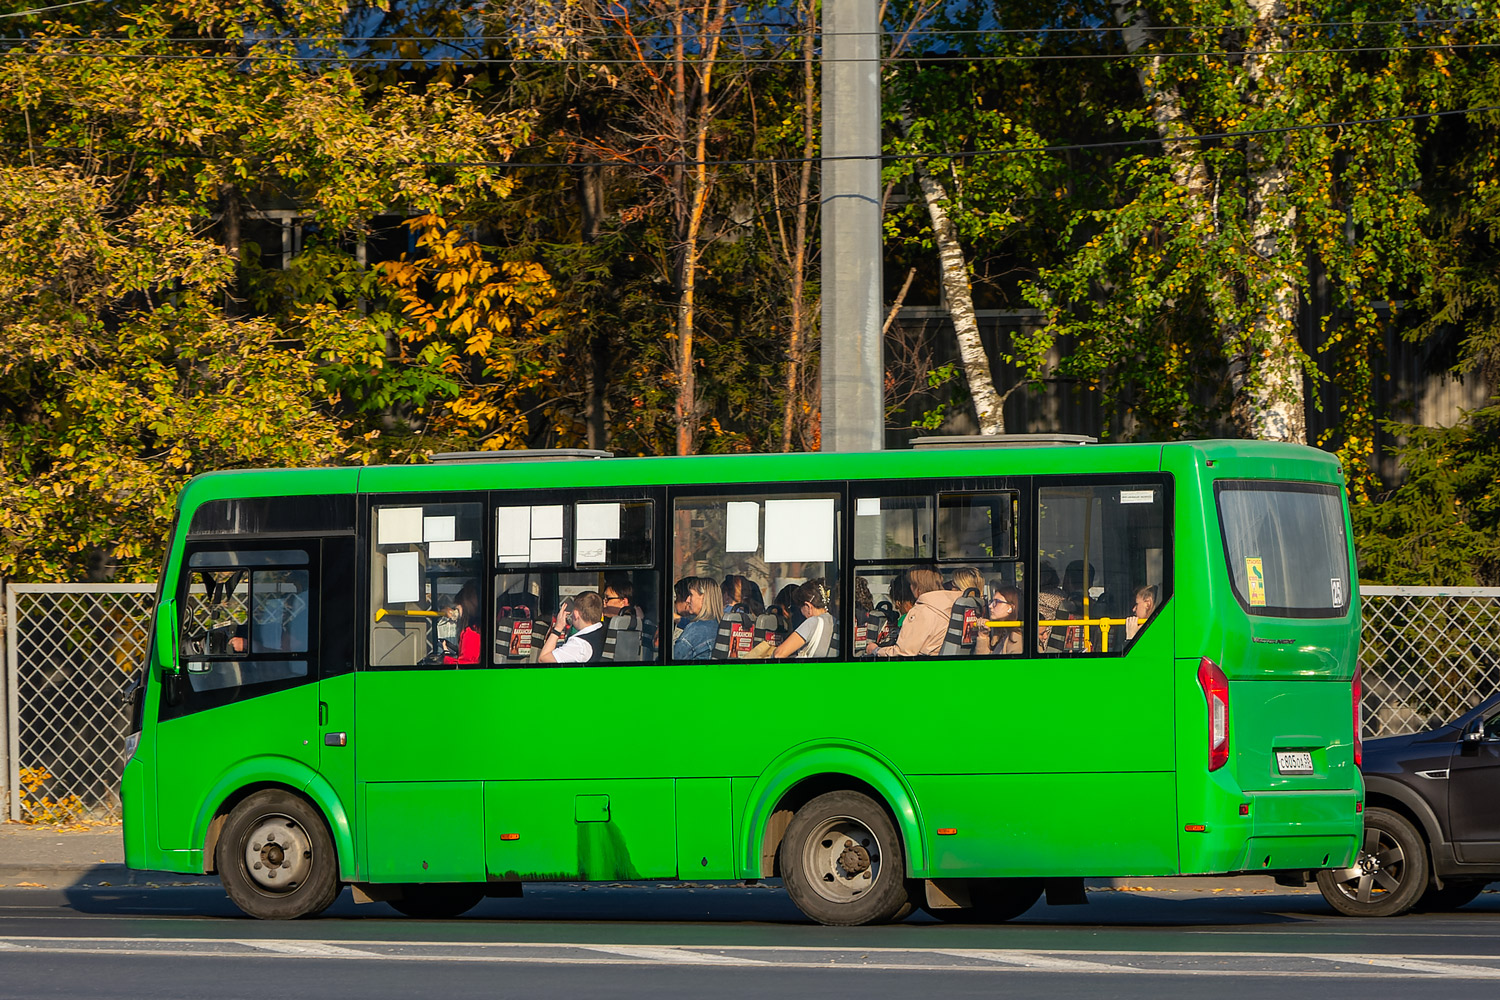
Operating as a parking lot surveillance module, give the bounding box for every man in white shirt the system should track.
[539,591,606,664]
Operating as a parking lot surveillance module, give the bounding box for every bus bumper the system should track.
[1181,789,1362,874]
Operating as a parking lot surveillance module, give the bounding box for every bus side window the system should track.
[174,547,314,706]
[492,498,659,667]
[672,491,841,662]
[370,502,484,668]
[1035,483,1169,656]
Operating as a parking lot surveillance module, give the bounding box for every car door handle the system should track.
[324,732,348,747]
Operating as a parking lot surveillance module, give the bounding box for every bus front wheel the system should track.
[779,790,914,926]
[217,789,342,920]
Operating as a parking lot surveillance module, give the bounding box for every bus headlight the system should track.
[123,732,140,766]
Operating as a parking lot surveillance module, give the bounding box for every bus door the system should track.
[156,540,324,858]
[315,535,360,862]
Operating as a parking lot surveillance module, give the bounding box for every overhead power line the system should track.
[0,0,107,16]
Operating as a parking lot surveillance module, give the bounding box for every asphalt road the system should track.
[2,880,1499,999]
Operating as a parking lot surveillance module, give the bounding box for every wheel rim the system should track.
[241,812,314,896]
[800,814,885,905]
[1326,824,1407,904]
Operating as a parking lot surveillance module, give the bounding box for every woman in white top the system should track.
[774,579,835,659]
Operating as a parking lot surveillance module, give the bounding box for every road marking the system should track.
[578,945,767,965]
[0,936,1498,978]
[933,949,1140,973]
[1309,954,1500,978]
[237,940,375,958]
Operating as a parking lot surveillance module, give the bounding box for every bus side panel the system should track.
[911,772,1178,877]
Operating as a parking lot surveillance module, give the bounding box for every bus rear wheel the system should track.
[217,789,341,920]
[389,885,486,919]
[780,790,913,926]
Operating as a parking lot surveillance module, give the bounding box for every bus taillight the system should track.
[1198,658,1230,772]
[1352,666,1363,767]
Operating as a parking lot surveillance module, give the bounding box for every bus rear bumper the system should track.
[1182,789,1362,874]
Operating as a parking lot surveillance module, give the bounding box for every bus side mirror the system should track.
[155,598,179,673]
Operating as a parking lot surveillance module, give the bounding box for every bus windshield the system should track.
[1216,481,1351,617]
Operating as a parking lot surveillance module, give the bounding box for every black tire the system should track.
[1415,879,1488,912]
[388,885,486,919]
[216,789,341,920]
[922,878,1044,923]
[1315,806,1429,917]
[779,789,914,926]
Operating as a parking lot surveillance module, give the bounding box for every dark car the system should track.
[1317,694,1500,916]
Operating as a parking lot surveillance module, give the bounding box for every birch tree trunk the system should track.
[1112,0,1306,442]
[899,112,1005,435]
[1241,0,1306,443]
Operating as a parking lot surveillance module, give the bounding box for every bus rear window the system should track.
[1215,481,1350,618]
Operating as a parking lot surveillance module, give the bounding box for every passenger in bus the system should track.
[1037,587,1067,652]
[867,568,956,658]
[435,597,462,658]
[441,583,482,665]
[602,575,639,621]
[1124,584,1158,642]
[539,591,606,663]
[773,579,836,658]
[722,575,767,617]
[773,583,805,633]
[890,572,915,626]
[671,576,693,642]
[673,576,722,660]
[948,566,984,599]
[978,585,1023,656]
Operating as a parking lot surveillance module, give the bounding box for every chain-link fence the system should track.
[1360,586,1500,738]
[3,584,1499,823]
[3,584,154,822]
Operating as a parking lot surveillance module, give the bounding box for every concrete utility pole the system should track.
[820,0,884,452]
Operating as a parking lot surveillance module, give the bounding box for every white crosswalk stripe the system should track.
[935,949,1141,973]
[236,940,376,959]
[1310,954,1500,978]
[578,945,767,965]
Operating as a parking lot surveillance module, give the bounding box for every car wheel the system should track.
[1415,879,1487,912]
[388,885,486,919]
[922,878,1044,923]
[1315,806,1429,917]
[217,789,341,920]
[780,790,914,926]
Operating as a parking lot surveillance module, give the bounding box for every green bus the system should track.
[121,438,1364,924]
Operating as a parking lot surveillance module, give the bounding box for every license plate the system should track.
[1276,751,1314,775]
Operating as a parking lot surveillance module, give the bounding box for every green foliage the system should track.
[1353,405,1500,586]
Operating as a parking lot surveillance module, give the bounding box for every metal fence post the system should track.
[4,584,18,821]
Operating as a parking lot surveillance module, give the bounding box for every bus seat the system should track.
[940,591,984,656]
[752,612,784,650]
[371,619,427,666]
[602,611,643,662]
[712,612,758,659]
[494,605,537,663]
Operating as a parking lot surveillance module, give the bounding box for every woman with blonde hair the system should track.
[673,576,723,660]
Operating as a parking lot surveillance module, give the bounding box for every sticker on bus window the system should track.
[1119,489,1156,505]
[1331,578,1344,606]
[1245,557,1266,606]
